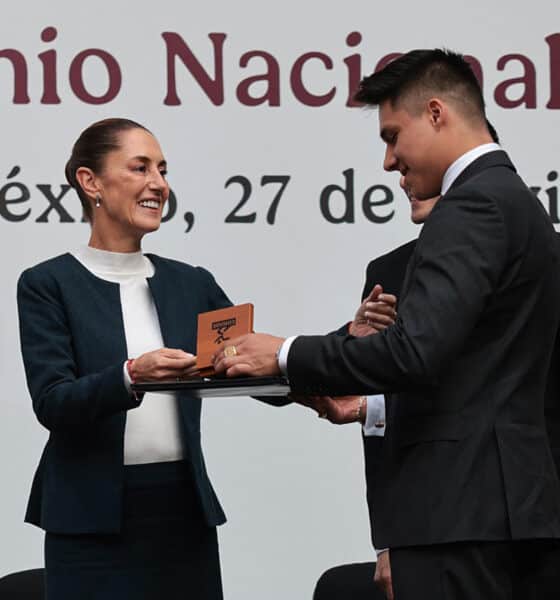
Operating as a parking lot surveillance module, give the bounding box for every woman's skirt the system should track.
[44,460,223,600]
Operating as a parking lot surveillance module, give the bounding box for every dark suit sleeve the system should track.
[17,268,138,433]
[287,190,507,395]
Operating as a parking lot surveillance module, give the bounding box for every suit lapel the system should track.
[399,151,516,301]
[447,150,516,194]
[146,255,197,353]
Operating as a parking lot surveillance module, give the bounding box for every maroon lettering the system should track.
[0,49,30,103]
[39,26,61,104]
[494,54,537,109]
[290,52,335,106]
[69,49,122,104]
[345,31,362,107]
[162,32,226,106]
[464,55,483,89]
[546,33,560,109]
[236,51,280,106]
[374,53,403,73]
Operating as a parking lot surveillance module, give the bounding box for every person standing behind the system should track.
[17,118,288,600]
[310,180,438,600]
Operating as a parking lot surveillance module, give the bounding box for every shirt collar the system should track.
[75,245,151,277]
[441,143,501,196]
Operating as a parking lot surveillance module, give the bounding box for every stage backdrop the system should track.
[1,1,559,597]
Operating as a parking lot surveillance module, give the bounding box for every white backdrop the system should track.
[1,2,560,598]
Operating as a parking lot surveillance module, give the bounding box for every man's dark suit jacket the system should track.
[17,253,288,534]
[288,150,560,549]
[361,235,560,549]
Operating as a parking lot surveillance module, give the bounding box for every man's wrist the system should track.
[356,396,366,423]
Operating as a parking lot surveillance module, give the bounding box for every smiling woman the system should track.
[15,118,282,600]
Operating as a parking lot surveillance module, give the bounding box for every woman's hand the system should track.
[130,348,198,381]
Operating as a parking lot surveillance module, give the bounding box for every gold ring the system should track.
[224,345,237,357]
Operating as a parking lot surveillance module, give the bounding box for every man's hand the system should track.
[349,284,398,337]
[292,395,366,424]
[212,333,285,377]
[374,550,393,600]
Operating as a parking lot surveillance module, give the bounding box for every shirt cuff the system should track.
[123,361,142,405]
[278,336,297,375]
[123,360,132,392]
[362,395,386,437]
[376,548,389,557]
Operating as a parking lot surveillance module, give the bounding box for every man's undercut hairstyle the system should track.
[355,49,486,124]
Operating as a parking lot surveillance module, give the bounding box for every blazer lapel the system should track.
[447,150,516,194]
[398,152,514,302]
[146,255,197,352]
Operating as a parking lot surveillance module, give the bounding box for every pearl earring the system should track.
[95,194,101,208]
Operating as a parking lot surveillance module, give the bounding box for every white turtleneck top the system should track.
[72,246,184,465]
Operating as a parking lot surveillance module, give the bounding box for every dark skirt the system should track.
[44,461,223,600]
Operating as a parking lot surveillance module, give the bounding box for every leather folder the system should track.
[131,376,290,397]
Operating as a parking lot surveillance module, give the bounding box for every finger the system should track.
[364,302,396,316]
[377,293,397,306]
[364,314,395,327]
[383,576,394,600]
[172,354,197,368]
[210,335,251,361]
[313,396,330,416]
[183,365,200,377]
[213,354,241,374]
[304,396,325,410]
[160,356,197,371]
[212,355,228,373]
[290,394,313,407]
[364,312,395,326]
[364,283,383,303]
[225,362,254,377]
[161,348,195,359]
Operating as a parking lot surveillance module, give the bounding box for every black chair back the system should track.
[0,569,44,599]
[313,562,385,600]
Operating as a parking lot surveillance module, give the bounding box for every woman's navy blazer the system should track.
[17,252,234,534]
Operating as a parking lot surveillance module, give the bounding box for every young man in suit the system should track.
[314,121,501,600]
[319,200,560,600]
[214,49,560,599]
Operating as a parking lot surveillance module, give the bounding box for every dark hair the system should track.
[65,118,150,222]
[355,49,486,124]
[486,119,500,144]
